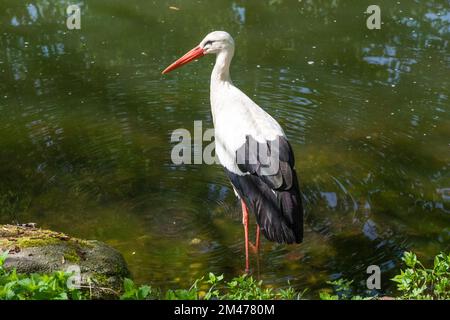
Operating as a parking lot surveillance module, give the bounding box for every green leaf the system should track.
[137,285,151,299]
[123,278,135,293]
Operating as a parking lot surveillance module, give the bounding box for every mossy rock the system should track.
[0,224,130,299]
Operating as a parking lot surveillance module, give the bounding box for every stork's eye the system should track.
[204,40,214,47]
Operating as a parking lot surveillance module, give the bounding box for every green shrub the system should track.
[121,272,307,300]
[120,278,154,300]
[0,251,85,300]
[319,278,367,300]
[392,251,449,299]
[320,251,450,300]
[1,250,448,300]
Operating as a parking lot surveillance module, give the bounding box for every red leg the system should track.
[241,200,250,273]
[249,224,261,254]
[255,225,260,253]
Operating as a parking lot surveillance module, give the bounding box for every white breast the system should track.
[211,83,285,175]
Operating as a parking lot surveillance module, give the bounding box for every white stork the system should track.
[162,31,303,272]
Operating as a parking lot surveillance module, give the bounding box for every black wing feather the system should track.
[226,135,303,244]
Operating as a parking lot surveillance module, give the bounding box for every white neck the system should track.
[210,48,235,126]
[211,49,234,85]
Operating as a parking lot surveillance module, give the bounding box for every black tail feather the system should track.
[226,169,303,244]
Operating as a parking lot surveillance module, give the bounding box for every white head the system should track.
[162,31,235,74]
[199,31,235,55]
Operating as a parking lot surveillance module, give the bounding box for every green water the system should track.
[0,0,449,296]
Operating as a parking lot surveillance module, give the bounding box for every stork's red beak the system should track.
[162,46,205,74]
